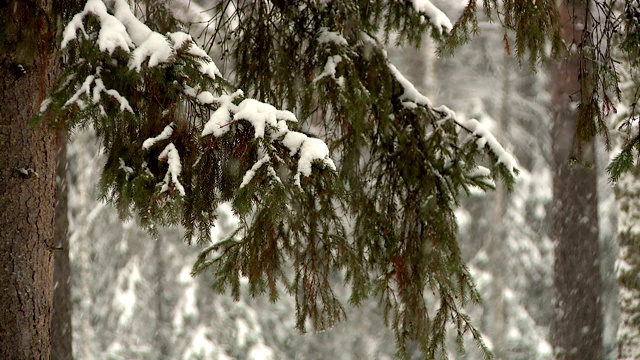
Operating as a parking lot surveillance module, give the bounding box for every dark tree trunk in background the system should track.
[550,1,604,359]
[52,139,72,360]
[0,0,63,358]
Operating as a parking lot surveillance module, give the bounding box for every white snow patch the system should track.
[453,115,519,176]
[173,266,198,330]
[114,260,142,326]
[236,318,250,347]
[158,143,186,196]
[234,98,297,139]
[201,90,244,137]
[283,132,336,186]
[93,78,133,112]
[182,326,220,360]
[317,27,348,46]
[62,0,133,53]
[118,158,134,175]
[248,343,274,360]
[406,0,454,33]
[537,341,553,357]
[240,154,271,188]
[211,202,241,243]
[142,123,174,150]
[313,55,344,86]
[389,63,433,107]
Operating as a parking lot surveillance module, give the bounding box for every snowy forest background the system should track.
[59,1,623,359]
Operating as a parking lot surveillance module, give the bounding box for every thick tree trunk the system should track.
[0,1,61,358]
[550,1,604,359]
[52,139,73,360]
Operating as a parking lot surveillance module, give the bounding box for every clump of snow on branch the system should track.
[93,78,133,112]
[387,59,518,177]
[317,27,348,46]
[283,132,336,187]
[313,55,344,86]
[39,98,52,113]
[406,0,453,33]
[239,154,271,189]
[167,31,222,78]
[233,99,297,138]
[453,114,519,175]
[62,0,220,78]
[118,158,134,176]
[314,28,348,86]
[62,0,133,53]
[201,90,244,137]
[227,97,332,186]
[200,95,336,188]
[467,165,496,188]
[388,63,433,107]
[142,123,174,150]
[64,75,94,110]
[63,73,133,112]
[140,122,185,198]
[158,143,186,196]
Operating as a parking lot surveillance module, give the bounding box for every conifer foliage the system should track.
[40,0,522,357]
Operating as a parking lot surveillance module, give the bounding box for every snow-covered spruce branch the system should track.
[386,46,518,179]
[62,0,221,78]
[314,28,516,191]
[59,0,336,195]
[188,88,337,188]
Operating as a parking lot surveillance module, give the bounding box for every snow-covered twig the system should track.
[142,123,174,150]
[158,143,186,196]
[387,56,518,178]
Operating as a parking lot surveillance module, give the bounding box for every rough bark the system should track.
[0,1,61,358]
[52,139,72,360]
[550,1,604,359]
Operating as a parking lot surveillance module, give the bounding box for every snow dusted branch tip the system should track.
[438,106,519,176]
[142,123,174,150]
[140,124,186,196]
[388,54,518,178]
[406,0,453,34]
